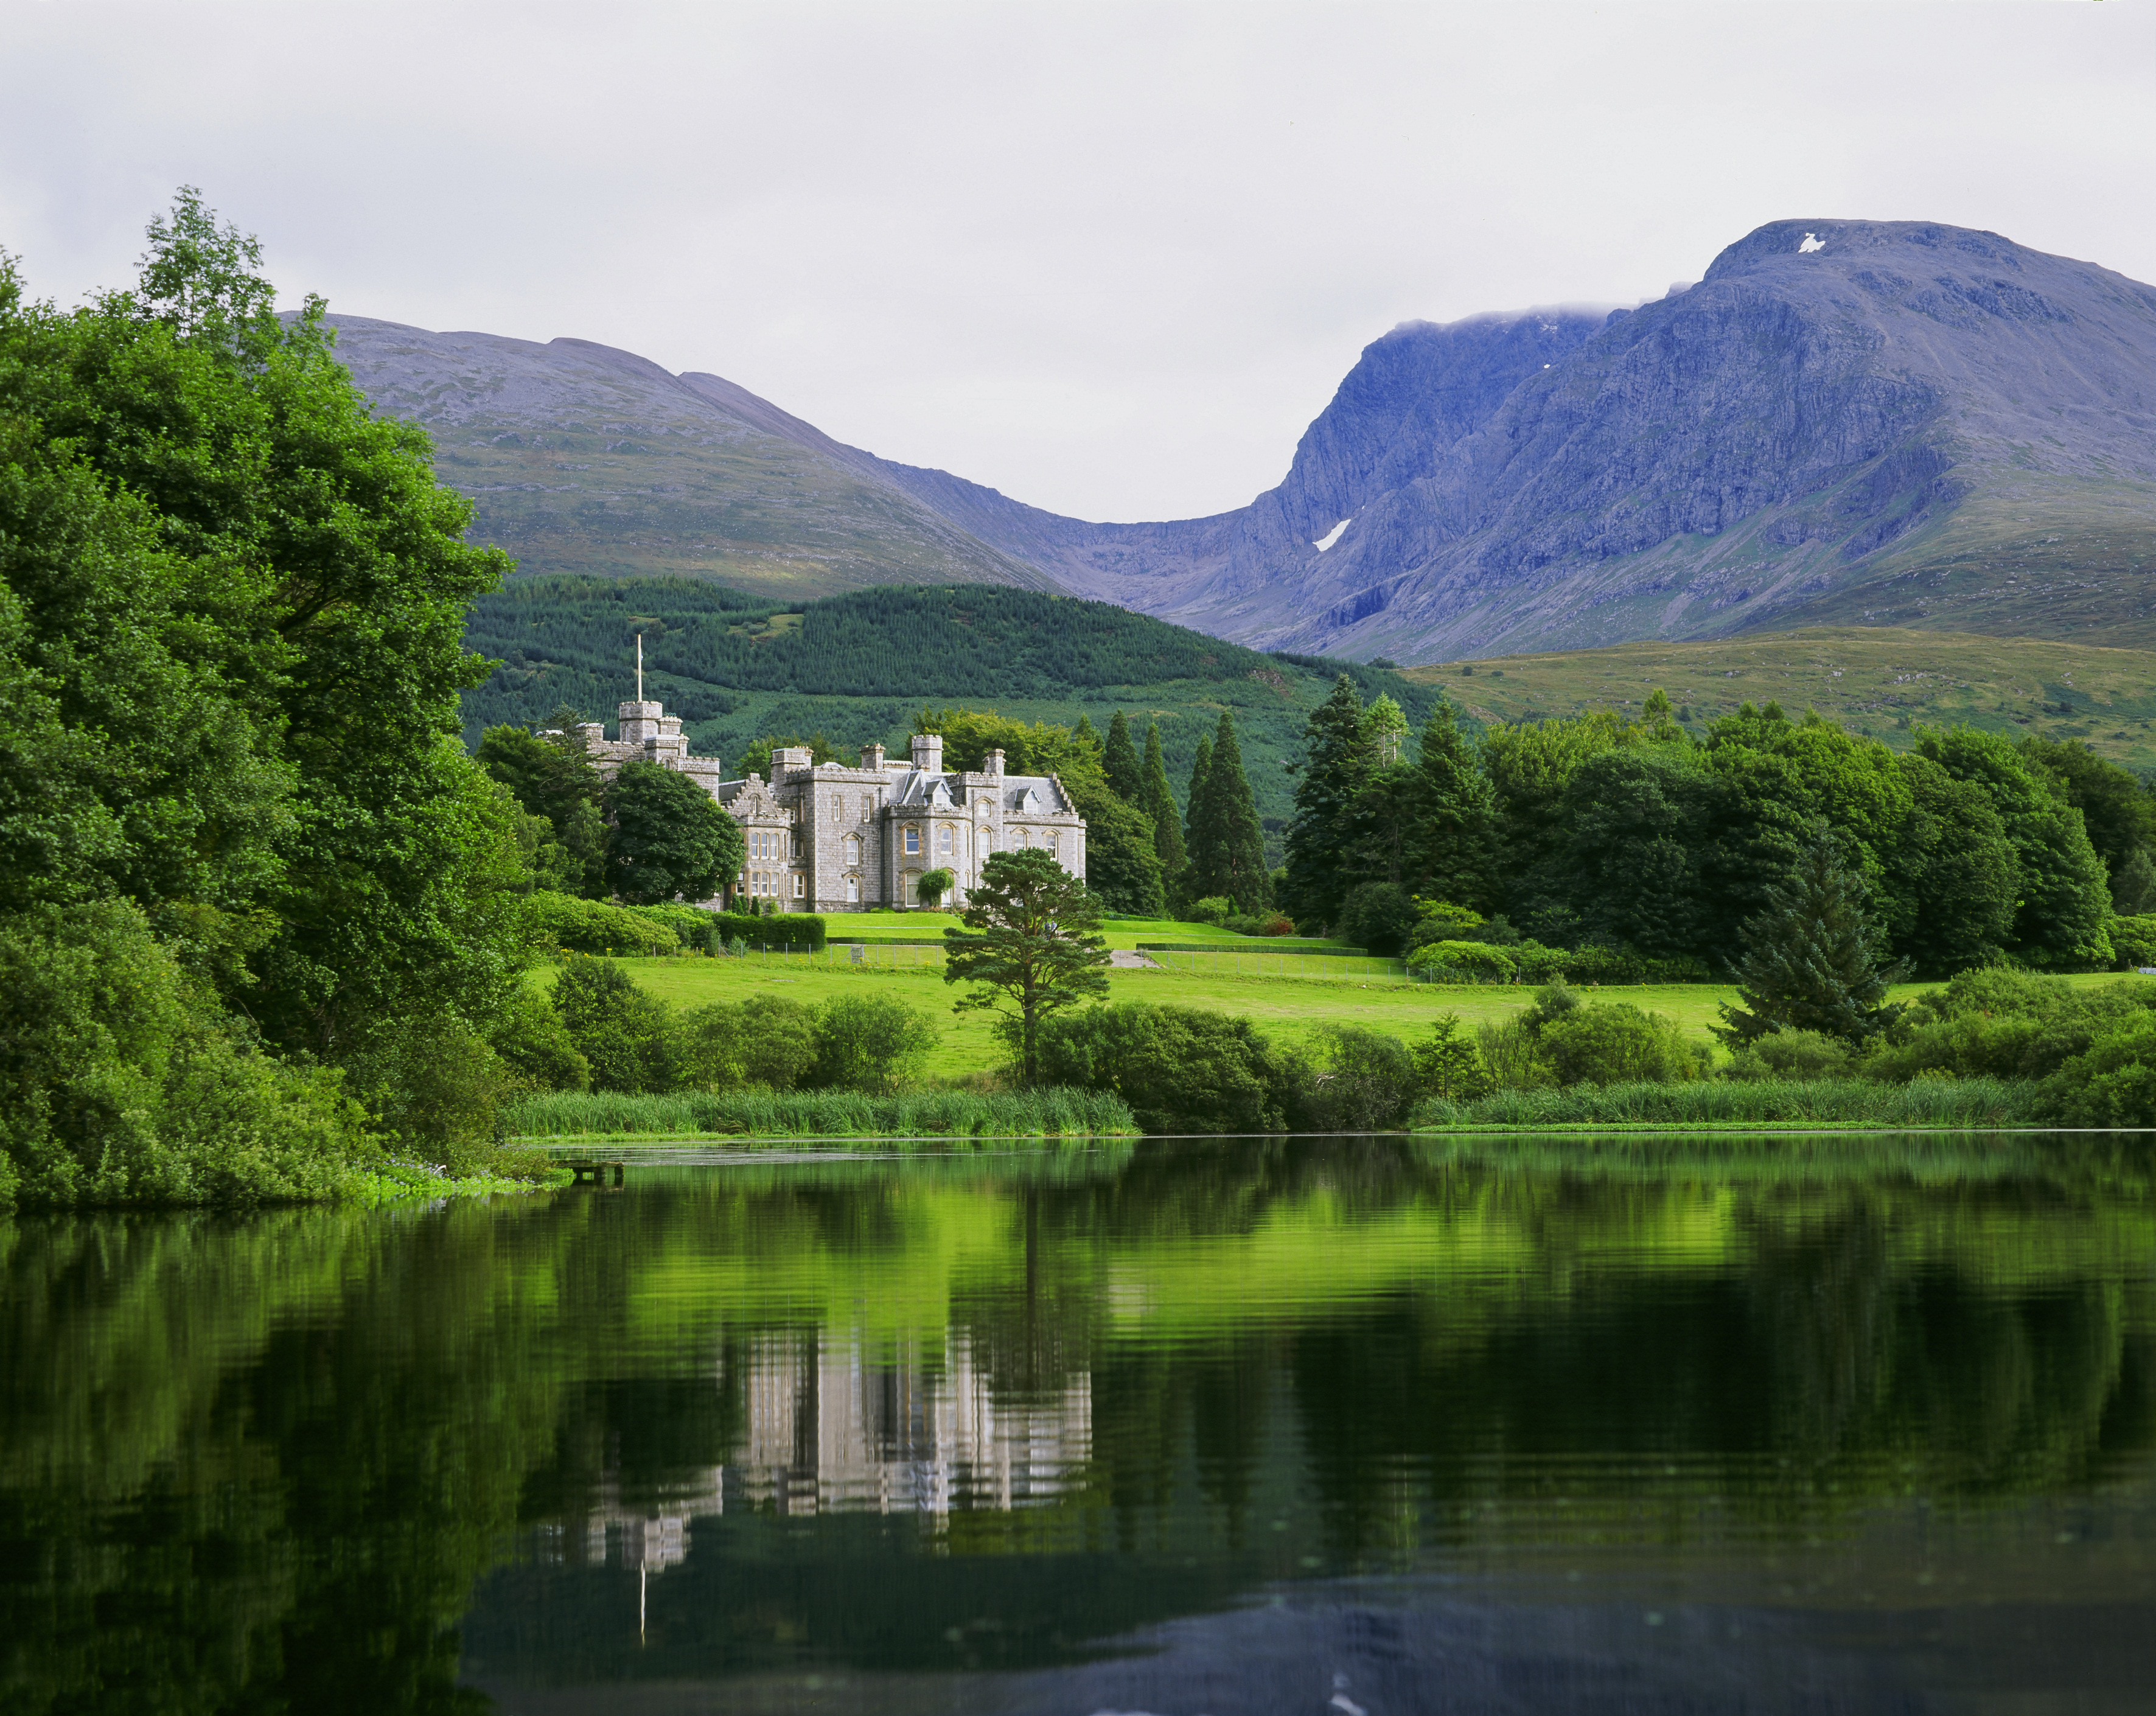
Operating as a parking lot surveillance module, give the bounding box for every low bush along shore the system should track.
[504,1087,1138,1140]
[1410,1076,2035,1131]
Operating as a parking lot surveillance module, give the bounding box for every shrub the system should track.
[337,1014,523,1170]
[1221,911,1299,936]
[1034,1002,1300,1132]
[553,958,679,1092]
[713,910,828,951]
[492,987,591,1092]
[1537,1001,1705,1087]
[811,994,940,1094]
[1475,1017,1552,1090]
[674,996,820,1092]
[0,901,372,1207]
[523,891,679,957]
[2036,1017,2156,1126]
[1297,1025,1419,1131]
[1406,900,1487,952]
[1182,896,1234,927]
[1337,882,1418,956]
[1407,940,1518,983]
[1722,1028,1852,1083]
[1867,966,2156,1083]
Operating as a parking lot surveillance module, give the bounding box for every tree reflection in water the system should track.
[4,1135,2154,1711]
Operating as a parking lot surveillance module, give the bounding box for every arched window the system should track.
[1046,831,1059,859]
[845,875,860,903]
[904,825,921,856]
[938,825,954,857]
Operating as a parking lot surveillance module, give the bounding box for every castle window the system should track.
[792,873,806,899]
[845,875,859,903]
[904,826,921,856]
[843,834,860,864]
[1046,831,1059,859]
[938,825,953,857]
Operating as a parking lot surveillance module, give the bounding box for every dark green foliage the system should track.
[1184,710,1269,916]
[714,909,826,950]
[809,995,941,1095]
[2036,1017,2156,1127]
[674,996,820,1092]
[1140,722,1188,882]
[1336,881,1418,956]
[1032,1002,1299,1132]
[1412,699,1495,910]
[1,192,542,1196]
[0,901,370,1206]
[2112,914,2156,970]
[552,959,677,1093]
[1866,967,2156,1083]
[1915,728,2113,968]
[943,848,1112,1083]
[1413,1015,1492,1101]
[522,891,684,957]
[1551,745,1718,962]
[916,867,957,909]
[2018,736,2156,879]
[1722,1029,1852,1082]
[1888,753,2020,976]
[1076,790,1167,916]
[1721,837,1901,1045]
[1537,1002,1703,1087]
[1103,710,1142,802]
[1298,1026,1419,1131]
[602,759,743,905]
[2113,848,2156,918]
[1182,733,1213,890]
[491,987,591,1092]
[476,723,607,895]
[1280,676,1373,930]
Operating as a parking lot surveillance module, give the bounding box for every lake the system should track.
[6,1134,2154,1714]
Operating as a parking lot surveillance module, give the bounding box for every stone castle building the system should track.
[576,694,1085,912]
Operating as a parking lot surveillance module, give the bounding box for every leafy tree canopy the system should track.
[602,760,742,906]
[943,848,1111,1082]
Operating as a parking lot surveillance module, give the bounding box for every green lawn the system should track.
[817,910,1345,953]
[587,956,2154,1083]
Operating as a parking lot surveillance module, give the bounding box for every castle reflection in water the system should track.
[546,1326,1093,1577]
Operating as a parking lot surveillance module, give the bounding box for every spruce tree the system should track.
[1719,835,1902,1045]
[1141,722,1187,883]
[1411,699,1496,909]
[1186,710,1271,915]
[1103,710,1143,803]
[1182,733,1213,898]
[1281,675,1374,931]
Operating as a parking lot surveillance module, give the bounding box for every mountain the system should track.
[322,318,1053,601]
[329,218,2156,663]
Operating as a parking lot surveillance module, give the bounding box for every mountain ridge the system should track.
[326,217,2156,663]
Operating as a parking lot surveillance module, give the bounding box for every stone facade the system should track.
[577,698,1085,912]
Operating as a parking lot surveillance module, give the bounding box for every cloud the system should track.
[2,1,2150,520]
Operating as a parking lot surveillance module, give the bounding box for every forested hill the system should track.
[462,579,1440,824]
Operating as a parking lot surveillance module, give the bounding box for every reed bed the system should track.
[501,1086,1139,1140]
[1410,1076,2039,1131]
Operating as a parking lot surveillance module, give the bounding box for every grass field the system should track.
[1406,625,2156,770]
[602,955,2148,1083]
[818,911,1347,953]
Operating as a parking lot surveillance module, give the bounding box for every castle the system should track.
[575,694,1086,912]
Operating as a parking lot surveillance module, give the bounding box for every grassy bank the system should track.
[1411,1076,2038,1131]
[501,1086,1139,1140]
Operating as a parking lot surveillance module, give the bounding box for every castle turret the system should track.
[618,699,663,745]
[911,733,944,775]
[860,743,885,770]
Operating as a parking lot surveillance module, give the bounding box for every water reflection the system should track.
[5,1135,2156,1713]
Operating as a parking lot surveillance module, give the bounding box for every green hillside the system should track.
[462,579,1442,824]
[1412,624,2156,771]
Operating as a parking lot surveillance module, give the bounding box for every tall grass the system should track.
[1410,1076,2039,1131]
[501,1086,1139,1140]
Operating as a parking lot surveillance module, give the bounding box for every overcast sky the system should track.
[4,2,2152,520]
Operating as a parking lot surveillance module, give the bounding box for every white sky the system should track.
[4,2,2152,521]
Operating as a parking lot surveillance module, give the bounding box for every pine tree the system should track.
[1103,710,1143,803]
[1719,835,1902,1044]
[1280,675,1375,930]
[1411,698,1496,909]
[1186,710,1271,915]
[1182,733,1213,891]
[1141,722,1187,883]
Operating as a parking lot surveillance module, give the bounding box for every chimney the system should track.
[984,748,1005,778]
[911,733,944,774]
[860,742,885,771]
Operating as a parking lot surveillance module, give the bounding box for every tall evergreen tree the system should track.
[1141,722,1187,884]
[1719,835,1902,1044]
[1103,710,1143,803]
[1280,675,1375,931]
[1186,710,1270,915]
[1411,699,1496,909]
[1182,733,1214,895]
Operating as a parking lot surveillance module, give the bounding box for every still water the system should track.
[6,1134,2155,1714]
